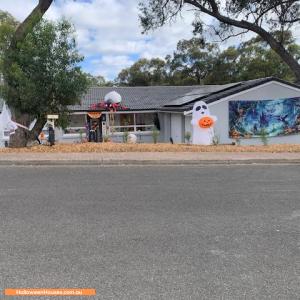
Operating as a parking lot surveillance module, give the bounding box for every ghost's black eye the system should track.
[196,106,201,111]
[202,105,207,109]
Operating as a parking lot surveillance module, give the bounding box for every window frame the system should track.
[108,112,156,135]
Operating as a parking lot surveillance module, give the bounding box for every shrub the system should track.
[123,130,129,143]
[152,128,160,144]
[212,134,220,145]
[184,131,192,144]
[103,135,110,142]
[260,128,269,146]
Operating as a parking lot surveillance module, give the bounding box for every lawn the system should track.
[1,142,300,153]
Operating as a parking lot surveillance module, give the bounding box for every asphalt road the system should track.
[0,165,299,300]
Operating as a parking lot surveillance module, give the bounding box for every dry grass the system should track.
[1,142,300,153]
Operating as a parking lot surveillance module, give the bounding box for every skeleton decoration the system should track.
[128,133,137,144]
[104,91,122,105]
[190,101,217,145]
[89,91,127,135]
[89,91,126,111]
[0,103,37,147]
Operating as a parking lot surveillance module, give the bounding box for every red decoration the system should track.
[88,100,128,111]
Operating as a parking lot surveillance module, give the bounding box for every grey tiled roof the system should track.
[1,77,299,113]
[163,83,238,106]
[162,77,300,111]
[69,85,234,111]
[67,77,300,112]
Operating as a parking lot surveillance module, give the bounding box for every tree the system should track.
[167,38,219,85]
[206,32,300,84]
[139,0,300,83]
[204,46,240,84]
[0,11,19,82]
[85,73,110,87]
[115,34,300,86]
[237,33,300,82]
[116,58,168,86]
[9,0,53,50]
[1,18,88,147]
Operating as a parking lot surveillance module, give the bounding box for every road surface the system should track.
[0,165,299,299]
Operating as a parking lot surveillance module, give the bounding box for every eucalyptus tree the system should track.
[139,0,300,83]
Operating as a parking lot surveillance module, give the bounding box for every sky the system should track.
[0,0,218,80]
[0,0,249,80]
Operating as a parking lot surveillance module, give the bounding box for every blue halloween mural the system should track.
[229,98,300,138]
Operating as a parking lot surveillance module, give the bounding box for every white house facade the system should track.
[52,77,300,145]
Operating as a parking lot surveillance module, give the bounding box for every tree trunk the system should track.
[10,0,53,50]
[185,0,300,84]
[9,113,31,148]
[5,0,53,148]
[9,113,46,148]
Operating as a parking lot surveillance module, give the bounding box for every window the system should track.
[135,113,155,132]
[109,113,155,133]
[64,114,86,135]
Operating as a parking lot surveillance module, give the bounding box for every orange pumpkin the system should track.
[198,116,214,129]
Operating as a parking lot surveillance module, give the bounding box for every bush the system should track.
[260,128,269,146]
[123,130,129,143]
[152,128,160,144]
[235,137,241,146]
[184,131,191,144]
[212,134,220,145]
[103,135,110,142]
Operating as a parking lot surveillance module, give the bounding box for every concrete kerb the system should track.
[0,159,300,166]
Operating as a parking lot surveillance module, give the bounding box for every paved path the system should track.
[0,152,300,165]
[0,165,299,299]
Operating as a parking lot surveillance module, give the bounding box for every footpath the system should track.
[0,152,300,165]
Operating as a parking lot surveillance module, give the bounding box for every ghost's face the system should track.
[192,101,210,119]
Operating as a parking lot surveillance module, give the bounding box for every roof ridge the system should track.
[87,84,230,89]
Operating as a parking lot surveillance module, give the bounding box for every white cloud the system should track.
[0,0,203,79]
[87,55,135,79]
[3,0,287,80]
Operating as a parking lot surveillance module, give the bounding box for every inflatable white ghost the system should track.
[191,101,217,145]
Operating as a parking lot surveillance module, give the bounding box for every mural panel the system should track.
[229,98,300,138]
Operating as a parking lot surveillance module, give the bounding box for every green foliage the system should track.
[138,0,300,82]
[212,135,220,146]
[184,131,191,144]
[116,58,168,86]
[0,11,18,83]
[168,39,218,85]
[152,128,159,144]
[115,34,300,86]
[260,128,269,146]
[56,111,71,130]
[1,17,88,122]
[123,130,129,143]
[85,73,112,87]
[103,135,110,142]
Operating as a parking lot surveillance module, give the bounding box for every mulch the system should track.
[1,142,300,153]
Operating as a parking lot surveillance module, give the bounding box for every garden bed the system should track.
[1,142,300,153]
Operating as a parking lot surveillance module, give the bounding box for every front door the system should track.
[87,113,103,142]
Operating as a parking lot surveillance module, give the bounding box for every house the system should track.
[58,77,300,145]
[2,77,298,145]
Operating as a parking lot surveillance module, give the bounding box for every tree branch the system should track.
[184,0,300,81]
[10,0,53,49]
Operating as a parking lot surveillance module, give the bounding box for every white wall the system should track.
[171,113,183,143]
[209,81,300,145]
[184,116,192,137]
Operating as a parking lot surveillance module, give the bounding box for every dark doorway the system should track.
[87,113,103,143]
